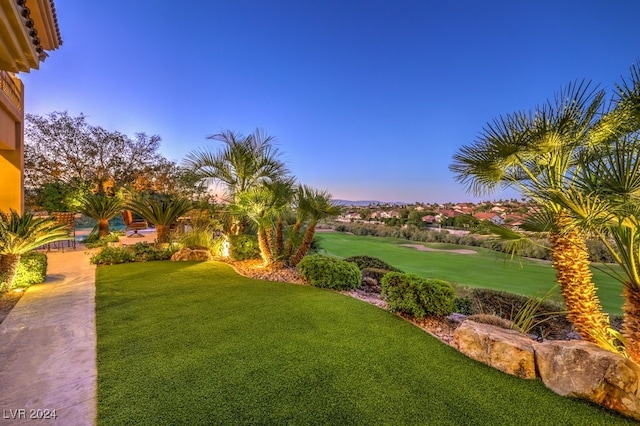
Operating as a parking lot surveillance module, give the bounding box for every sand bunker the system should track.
[399,244,477,255]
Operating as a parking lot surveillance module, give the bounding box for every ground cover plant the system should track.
[316,232,624,315]
[96,261,634,425]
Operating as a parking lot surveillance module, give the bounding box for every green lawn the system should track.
[96,261,633,425]
[316,232,625,316]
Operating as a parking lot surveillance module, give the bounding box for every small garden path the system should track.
[0,247,97,425]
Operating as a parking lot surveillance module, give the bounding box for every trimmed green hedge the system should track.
[297,254,361,290]
[381,272,454,318]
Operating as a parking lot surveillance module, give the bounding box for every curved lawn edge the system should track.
[96,261,634,425]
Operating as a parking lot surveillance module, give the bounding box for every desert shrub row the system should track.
[334,223,615,263]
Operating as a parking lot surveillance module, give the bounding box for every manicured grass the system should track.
[96,261,633,425]
[316,232,625,316]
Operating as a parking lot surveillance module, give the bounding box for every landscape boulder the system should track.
[452,320,536,379]
[534,340,640,421]
[170,248,212,262]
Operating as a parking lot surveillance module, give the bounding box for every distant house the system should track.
[345,212,360,220]
[473,212,504,225]
[383,210,401,219]
[422,215,436,224]
[503,213,528,228]
[438,209,464,218]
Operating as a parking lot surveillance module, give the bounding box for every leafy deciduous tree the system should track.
[25,111,164,196]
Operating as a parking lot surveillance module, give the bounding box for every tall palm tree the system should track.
[547,135,640,362]
[129,195,192,244]
[289,186,342,266]
[450,77,640,345]
[183,129,289,235]
[0,210,69,289]
[80,194,123,238]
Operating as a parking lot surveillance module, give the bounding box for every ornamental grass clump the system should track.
[297,254,361,290]
[381,272,455,319]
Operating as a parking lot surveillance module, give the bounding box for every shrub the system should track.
[89,242,177,265]
[83,232,122,248]
[453,296,473,315]
[381,272,455,319]
[343,255,403,272]
[90,246,136,265]
[13,251,48,288]
[297,255,361,290]
[130,242,177,262]
[229,234,260,261]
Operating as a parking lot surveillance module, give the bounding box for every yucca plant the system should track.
[80,194,124,238]
[0,210,69,290]
[129,195,192,244]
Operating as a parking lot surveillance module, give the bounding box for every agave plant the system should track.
[128,195,193,244]
[80,194,124,238]
[0,210,69,289]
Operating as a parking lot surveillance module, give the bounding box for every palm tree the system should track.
[0,210,69,289]
[232,179,295,266]
[80,194,123,238]
[546,135,640,362]
[128,195,192,244]
[289,186,342,266]
[450,75,640,345]
[183,129,289,235]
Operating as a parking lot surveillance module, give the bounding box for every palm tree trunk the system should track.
[0,253,21,290]
[156,225,171,244]
[257,227,272,265]
[98,219,109,238]
[289,223,316,266]
[274,219,284,259]
[622,285,640,363]
[285,221,302,258]
[549,213,611,345]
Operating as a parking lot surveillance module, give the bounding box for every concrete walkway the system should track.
[0,246,97,425]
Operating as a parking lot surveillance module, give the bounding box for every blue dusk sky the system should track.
[20,0,640,204]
